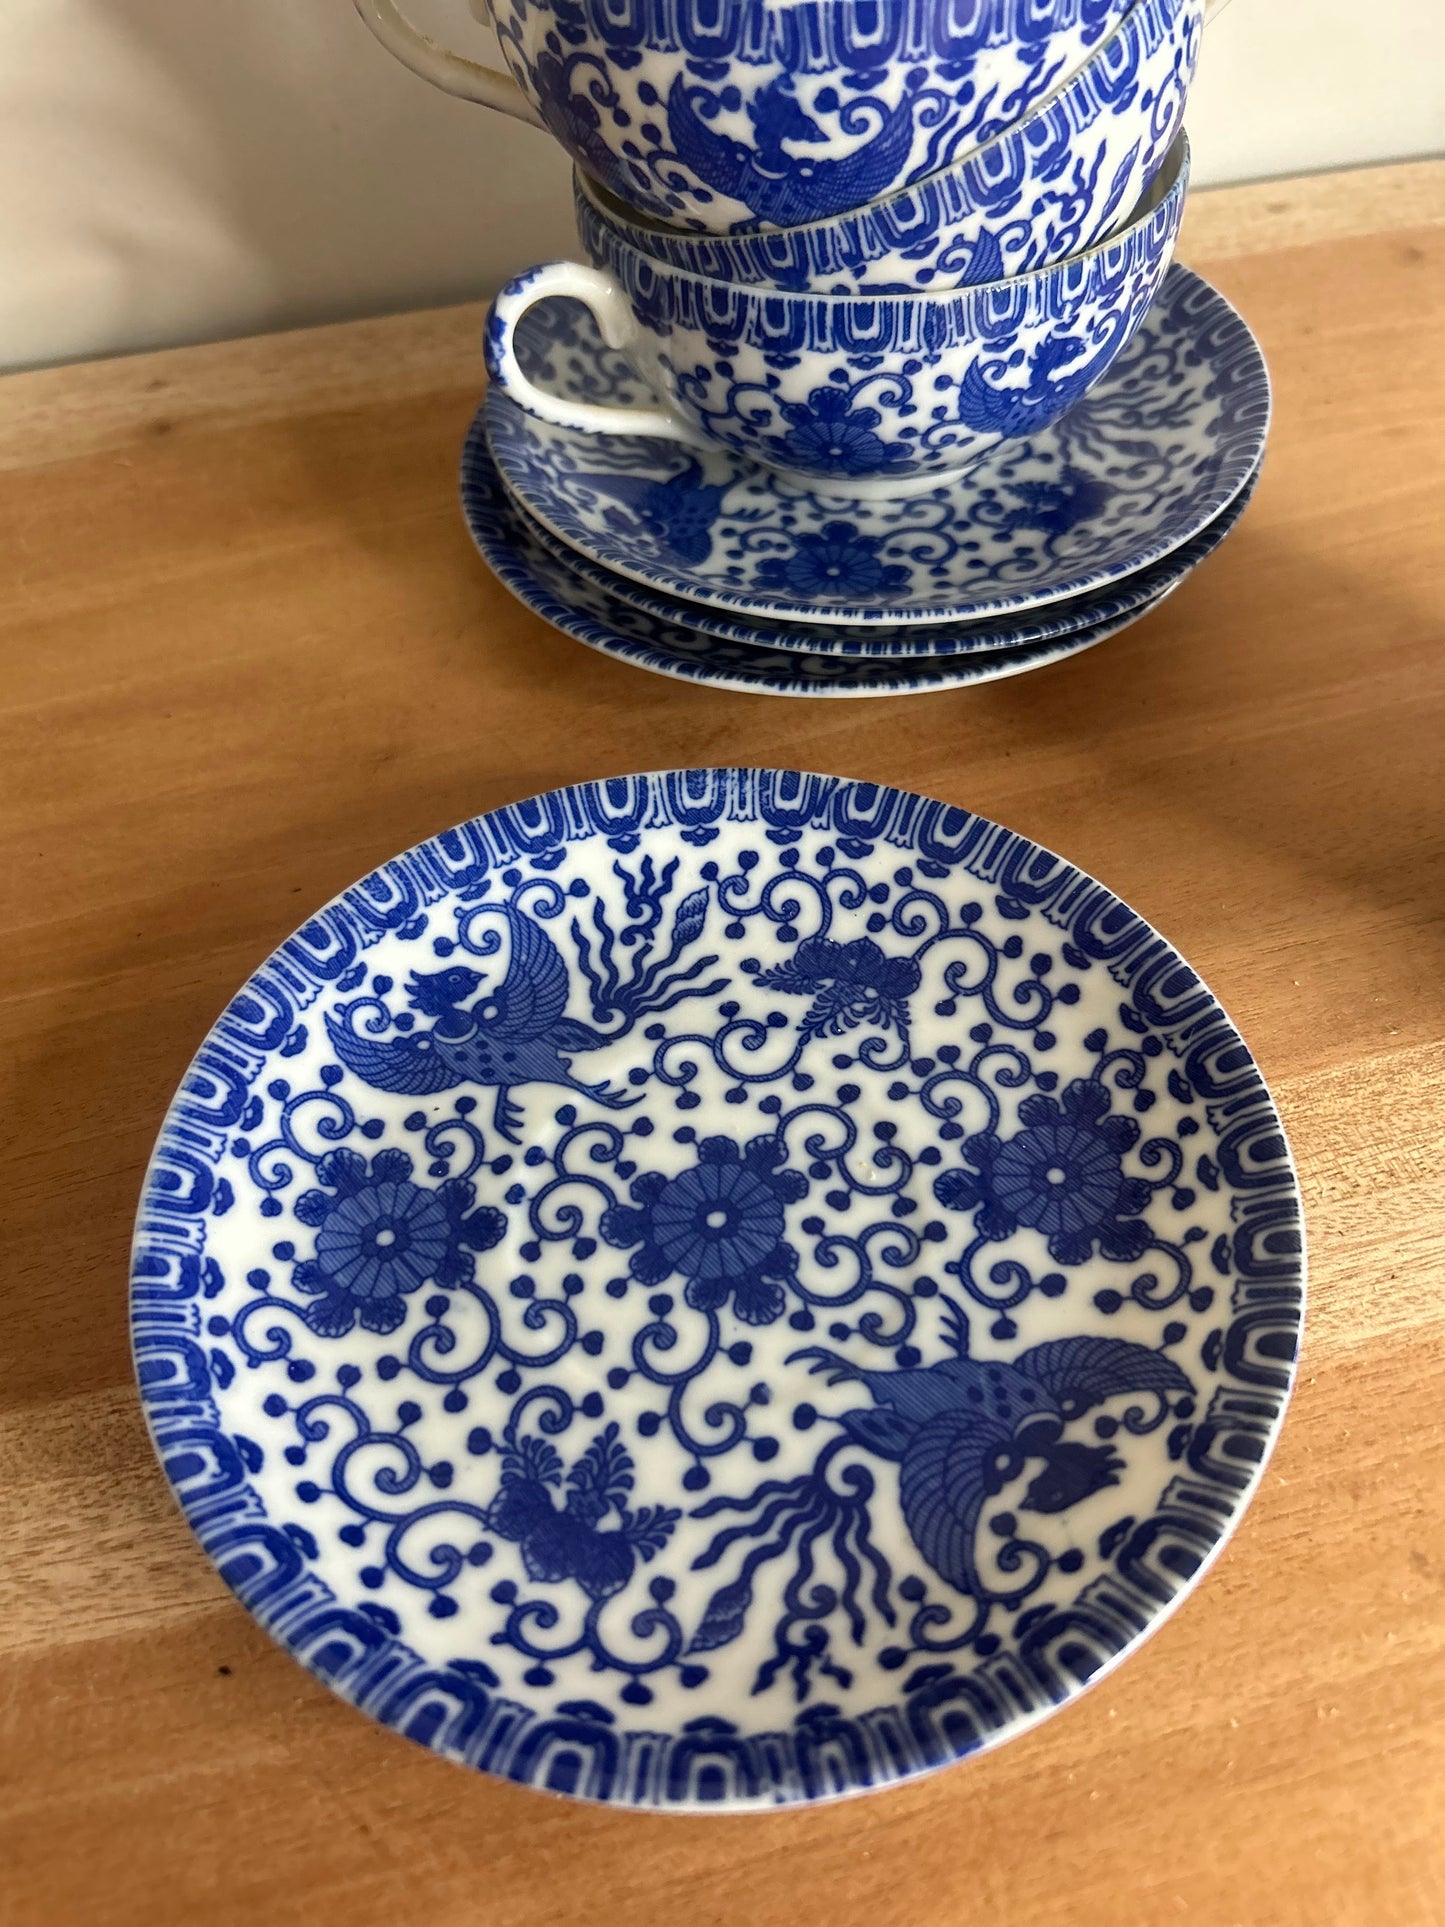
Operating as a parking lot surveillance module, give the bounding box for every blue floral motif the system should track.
[774,386,912,477]
[464,423,1261,694]
[753,935,920,1040]
[524,44,621,188]
[601,1134,807,1325]
[753,522,912,603]
[566,0,1195,293]
[933,1080,1152,1266]
[291,1147,504,1336]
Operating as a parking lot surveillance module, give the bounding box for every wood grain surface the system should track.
[2,160,1443,1927]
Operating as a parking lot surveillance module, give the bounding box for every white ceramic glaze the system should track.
[465,418,1179,694]
[511,461,1261,658]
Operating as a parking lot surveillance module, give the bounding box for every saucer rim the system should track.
[507,457,1262,660]
[464,428,1174,697]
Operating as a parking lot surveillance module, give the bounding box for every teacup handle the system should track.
[352,0,545,124]
[485,262,709,448]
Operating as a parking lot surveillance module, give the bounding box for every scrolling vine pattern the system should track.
[205,825,1231,1702]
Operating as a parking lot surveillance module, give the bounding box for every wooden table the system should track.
[3,160,1443,1927]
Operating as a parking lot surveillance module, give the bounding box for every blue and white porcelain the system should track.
[464,426,1171,694]
[578,0,1199,294]
[357,0,1135,234]
[134,770,1304,1807]
[487,136,1186,493]
[513,458,1259,658]
[487,264,1269,623]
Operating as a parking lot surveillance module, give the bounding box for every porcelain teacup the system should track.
[485,134,1187,497]
[576,0,1200,294]
[356,0,1134,233]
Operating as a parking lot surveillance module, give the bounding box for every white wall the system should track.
[0,0,1440,372]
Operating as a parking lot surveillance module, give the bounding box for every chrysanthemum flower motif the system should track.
[754,520,912,602]
[291,1146,505,1337]
[599,1135,808,1326]
[755,934,921,1041]
[776,386,910,477]
[932,1079,1153,1266]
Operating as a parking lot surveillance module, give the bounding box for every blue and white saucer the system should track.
[464,438,1169,698]
[507,455,1261,661]
[134,770,1304,1809]
[485,266,1269,628]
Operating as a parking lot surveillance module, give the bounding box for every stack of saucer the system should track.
[466,253,1266,695]
[358,0,1267,695]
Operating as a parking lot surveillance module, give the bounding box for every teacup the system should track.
[485,133,1187,497]
[356,0,1133,234]
[577,0,1199,294]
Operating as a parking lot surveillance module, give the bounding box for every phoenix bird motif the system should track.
[582,456,729,566]
[995,462,1115,537]
[666,72,922,230]
[953,329,1121,440]
[325,892,719,1141]
[488,1421,679,1601]
[790,1306,1194,1601]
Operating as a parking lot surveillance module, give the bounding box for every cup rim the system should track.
[578,132,1189,310]
[578,0,1177,248]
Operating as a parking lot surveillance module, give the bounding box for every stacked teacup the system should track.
[359,0,1269,697]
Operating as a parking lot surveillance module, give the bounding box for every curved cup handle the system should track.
[352,0,545,123]
[485,261,708,447]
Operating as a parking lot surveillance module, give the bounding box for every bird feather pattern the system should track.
[566,1421,633,1527]
[689,1575,754,1654]
[1015,1336,1194,1414]
[484,906,572,1038]
[665,72,921,230]
[316,1022,457,1094]
[897,1410,1012,1596]
[786,1325,1195,1604]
